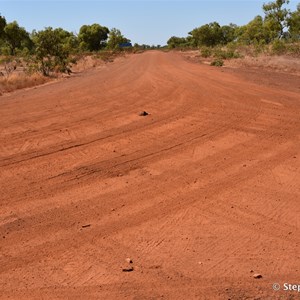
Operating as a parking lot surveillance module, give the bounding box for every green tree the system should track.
[0,14,6,38]
[3,21,31,55]
[263,0,290,39]
[189,22,223,47]
[107,28,130,49]
[32,27,73,76]
[288,3,300,38]
[221,23,238,44]
[78,24,109,51]
[167,36,188,48]
[54,28,79,53]
[237,15,270,44]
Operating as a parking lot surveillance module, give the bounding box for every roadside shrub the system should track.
[0,56,20,79]
[0,45,11,56]
[32,27,74,76]
[254,43,267,55]
[213,48,241,59]
[200,46,212,58]
[96,50,116,62]
[286,42,300,56]
[272,39,287,55]
[235,44,255,56]
[253,40,267,55]
[210,59,224,66]
[0,72,48,93]
[226,42,238,52]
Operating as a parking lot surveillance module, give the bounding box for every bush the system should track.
[226,42,238,52]
[0,72,48,93]
[213,47,241,59]
[211,59,224,66]
[252,40,268,56]
[287,43,300,56]
[0,56,20,78]
[272,39,287,55]
[200,46,212,58]
[254,43,267,55]
[96,50,116,62]
[32,27,74,76]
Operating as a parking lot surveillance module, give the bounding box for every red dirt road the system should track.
[0,51,299,299]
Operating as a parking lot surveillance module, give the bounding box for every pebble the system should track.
[122,258,134,272]
[139,111,149,116]
[126,258,133,264]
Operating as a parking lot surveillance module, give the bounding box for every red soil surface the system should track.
[0,51,299,299]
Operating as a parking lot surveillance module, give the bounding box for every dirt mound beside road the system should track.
[0,51,299,299]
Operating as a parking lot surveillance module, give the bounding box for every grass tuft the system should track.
[0,73,49,94]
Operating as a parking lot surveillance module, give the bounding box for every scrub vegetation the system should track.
[0,0,299,92]
[167,1,300,61]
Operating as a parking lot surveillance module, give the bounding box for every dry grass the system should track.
[181,48,300,75]
[0,73,49,94]
[71,55,105,72]
[225,54,300,75]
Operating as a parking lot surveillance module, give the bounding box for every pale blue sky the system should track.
[0,1,298,45]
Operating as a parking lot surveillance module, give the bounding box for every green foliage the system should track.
[0,0,298,82]
[167,0,299,51]
[210,59,224,66]
[0,14,6,38]
[226,42,238,52]
[188,22,238,47]
[270,40,300,56]
[53,28,79,53]
[0,44,10,55]
[107,28,130,50]
[78,24,109,51]
[3,21,31,55]
[221,24,238,44]
[271,39,287,54]
[263,0,290,39]
[253,40,268,55]
[236,16,271,44]
[200,46,212,58]
[288,3,300,39]
[212,47,241,59]
[189,22,223,47]
[0,56,20,78]
[167,36,189,49]
[32,27,73,76]
[286,42,300,55]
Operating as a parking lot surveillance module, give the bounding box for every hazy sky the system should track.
[0,1,298,45]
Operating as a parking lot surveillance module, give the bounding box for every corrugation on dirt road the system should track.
[0,51,299,299]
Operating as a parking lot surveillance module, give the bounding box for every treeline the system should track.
[167,0,300,49]
[0,20,132,55]
[0,17,134,75]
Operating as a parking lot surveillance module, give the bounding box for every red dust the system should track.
[0,51,299,299]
